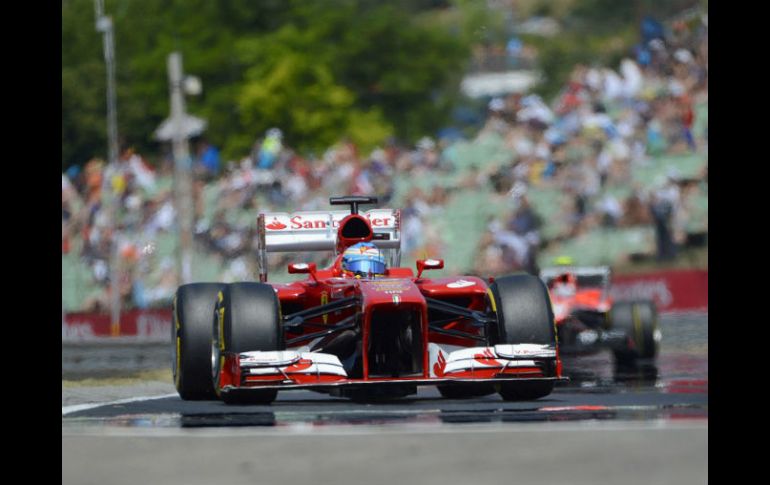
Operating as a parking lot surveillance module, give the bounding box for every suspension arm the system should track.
[283,296,359,329]
[285,314,358,346]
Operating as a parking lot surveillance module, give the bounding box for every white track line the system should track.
[62,393,178,416]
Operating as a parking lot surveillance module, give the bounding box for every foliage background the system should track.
[62,0,704,170]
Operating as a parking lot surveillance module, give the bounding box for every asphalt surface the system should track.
[63,422,707,485]
[62,312,707,485]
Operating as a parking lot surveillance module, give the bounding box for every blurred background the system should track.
[62,0,707,337]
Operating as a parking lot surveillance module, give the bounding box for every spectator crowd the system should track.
[62,11,707,313]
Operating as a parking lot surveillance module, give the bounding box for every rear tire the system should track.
[213,283,283,405]
[489,274,557,401]
[610,300,659,365]
[173,283,226,400]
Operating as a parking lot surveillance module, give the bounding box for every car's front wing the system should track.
[217,344,568,394]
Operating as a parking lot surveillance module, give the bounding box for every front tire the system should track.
[173,283,226,400]
[489,274,557,401]
[610,300,659,365]
[213,282,283,405]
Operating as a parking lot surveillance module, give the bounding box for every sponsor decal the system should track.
[266,218,287,230]
[392,295,401,305]
[63,309,173,340]
[262,211,394,232]
[494,344,557,359]
[611,279,673,306]
[136,313,172,339]
[473,348,500,367]
[368,280,410,292]
[611,270,708,312]
[61,322,95,339]
[344,245,381,257]
[290,216,333,230]
[433,350,446,377]
[447,279,476,289]
[240,351,299,364]
[284,359,314,373]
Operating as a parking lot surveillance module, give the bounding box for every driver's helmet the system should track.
[342,242,386,277]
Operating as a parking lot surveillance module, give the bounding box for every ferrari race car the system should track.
[540,265,660,365]
[173,196,566,404]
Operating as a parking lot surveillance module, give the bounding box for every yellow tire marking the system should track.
[218,309,225,352]
[320,291,329,323]
[486,288,497,313]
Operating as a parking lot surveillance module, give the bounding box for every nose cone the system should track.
[357,279,425,308]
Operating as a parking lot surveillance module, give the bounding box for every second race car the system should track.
[540,264,661,366]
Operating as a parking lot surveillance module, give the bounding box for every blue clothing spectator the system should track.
[200,145,220,174]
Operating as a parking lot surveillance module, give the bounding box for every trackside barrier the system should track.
[610,269,707,313]
[62,308,172,342]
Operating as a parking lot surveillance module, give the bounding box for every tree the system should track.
[61,0,474,169]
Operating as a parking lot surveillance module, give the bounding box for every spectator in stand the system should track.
[649,172,682,261]
[62,8,708,312]
[596,194,623,227]
[256,128,283,170]
[195,138,221,180]
[622,186,652,226]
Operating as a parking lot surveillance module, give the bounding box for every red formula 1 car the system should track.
[173,196,566,404]
[540,266,660,366]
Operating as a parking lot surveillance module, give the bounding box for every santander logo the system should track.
[266,218,287,230]
[284,359,313,373]
[433,350,446,377]
[473,348,499,367]
[263,212,393,231]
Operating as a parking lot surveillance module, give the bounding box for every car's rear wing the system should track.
[256,209,401,281]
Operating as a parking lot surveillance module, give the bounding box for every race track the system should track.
[62,313,707,485]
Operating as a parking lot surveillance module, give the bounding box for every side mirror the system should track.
[288,262,318,282]
[416,258,443,279]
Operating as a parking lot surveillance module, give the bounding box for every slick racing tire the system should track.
[489,274,557,401]
[610,300,659,364]
[213,283,283,405]
[173,283,227,400]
